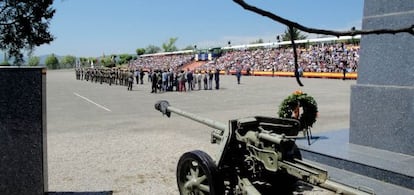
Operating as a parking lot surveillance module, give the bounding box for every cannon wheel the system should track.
[176,150,224,195]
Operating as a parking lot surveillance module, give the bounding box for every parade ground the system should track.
[46,69,356,194]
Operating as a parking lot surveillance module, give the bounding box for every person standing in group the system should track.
[196,70,202,90]
[186,69,193,91]
[151,70,158,93]
[127,70,134,91]
[208,69,213,90]
[203,70,208,90]
[75,68,80,80]
[162,69,168,92]
[173,70,179,91]
[167,69,174,91]
[98,69,103,84]
[109,68,114,86]
[148,69,152,83]
[194,70,198,90]
[140,68,145,84]
[178,70,186,92]
[214,68,220,90]
[134,69,139,84]
[177,70,182,91]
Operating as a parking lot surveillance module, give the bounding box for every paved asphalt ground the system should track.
[46,69,356,194]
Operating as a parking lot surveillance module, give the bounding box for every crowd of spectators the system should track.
[203,43,360,73]
[129,43,360,74]
[129,54,193,71]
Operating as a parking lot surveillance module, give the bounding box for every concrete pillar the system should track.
[0,67,47,195]
[350,0,414,155]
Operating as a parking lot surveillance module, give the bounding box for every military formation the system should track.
[75,67,221,93]
[75,67,143,89]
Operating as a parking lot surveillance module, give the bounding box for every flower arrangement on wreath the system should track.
[278,90,318,130]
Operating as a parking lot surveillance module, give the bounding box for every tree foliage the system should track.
[282,27,307,41]
[162,37,178,52]
[145,45,161,54]
[45,54,59,69]
[0,0,55,65]
[61,55,76,68]
[28,56,40,66]
[136,48,145,56]
[118,54,133,65]
[100,56,116,67]
[79,57,89,67]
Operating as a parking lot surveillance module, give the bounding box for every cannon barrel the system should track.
[155,100,226,135]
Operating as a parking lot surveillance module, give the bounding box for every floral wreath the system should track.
[278,90,318,130]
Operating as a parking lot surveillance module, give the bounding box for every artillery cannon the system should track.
[155,100,374,195]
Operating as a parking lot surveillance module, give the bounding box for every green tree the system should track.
[0,0,55,65]
[136,48,145,56]
[79,57,88,66]
[61,55,76,69]
[282,27,307,41]
[100,56,115,67]
[118,54,133,65]
[145,45,161,54]
[28,56,40,66]
[110,54,117,65]
[162,37,178,52]
[45,54,59,69]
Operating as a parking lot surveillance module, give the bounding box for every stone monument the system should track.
[295,1,413,192]
[349,0,414,156]
[0,67,47,195]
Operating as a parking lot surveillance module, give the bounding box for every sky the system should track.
[34,0,364,57]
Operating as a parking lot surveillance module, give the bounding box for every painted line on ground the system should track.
[73,92,112,112]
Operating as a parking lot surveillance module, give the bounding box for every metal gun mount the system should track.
[155,100,374,195]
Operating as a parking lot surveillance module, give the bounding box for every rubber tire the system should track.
[176,150,224,195]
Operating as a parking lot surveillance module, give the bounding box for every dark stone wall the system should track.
[350,0,414,155]
[0,67,47,195]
